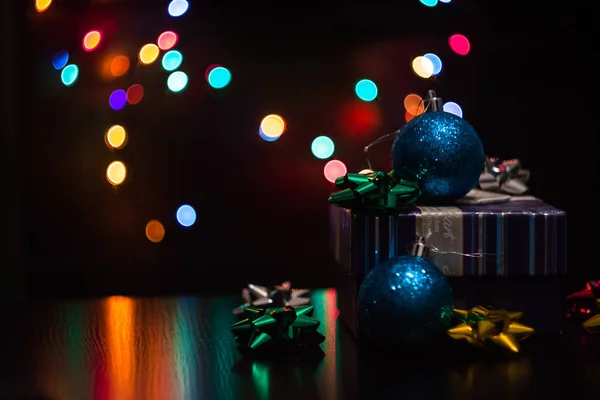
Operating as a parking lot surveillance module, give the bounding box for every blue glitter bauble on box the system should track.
[357,255,454,346]
[391,111,485,203]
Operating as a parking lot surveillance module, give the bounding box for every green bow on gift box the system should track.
[231,305,325,351]
[328,170,421,211]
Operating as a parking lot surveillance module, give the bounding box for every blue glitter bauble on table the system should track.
[391,111,485,203]
[357,255,454,346]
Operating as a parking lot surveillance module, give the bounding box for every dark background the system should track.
[2,0,597,300]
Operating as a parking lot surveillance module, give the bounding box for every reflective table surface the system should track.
[0,289,598,400]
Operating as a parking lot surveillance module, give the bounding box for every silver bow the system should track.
[233,281,311,316]
[479,156,530,195]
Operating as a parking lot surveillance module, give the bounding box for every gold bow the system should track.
[583,299,600,334]
[447,306,534,353]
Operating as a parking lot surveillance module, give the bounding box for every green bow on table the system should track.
[328,170,421,211]
[231,305,325,351]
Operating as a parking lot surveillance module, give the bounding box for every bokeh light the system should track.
[106,161,127,186]
[110,55,129,77]
[206,66,231,89]
[157,31,178,50]
[60,64,79,86]
[311,136,335,160]
[355,79,378,102]
[440,0,452,2]
[259,130,279,142]
[167,71,188,92]
[259,114,286,139]
[324,160,347,184]
[412,56,434,78]
[403,93,425,116]
[52,50,69,70]
[139,44,160,64]
[126,84,144,105]
[419,0,438,6]
[359,169,374,175]
[423,53,443,75]
[443,101,463,118]
[449,34,471,56]
[104,125,127,149]
[405,111,416,122]
[109,89,127,111]
[35,0,52,12]
[145,220,165,243]
[168,0,189,17]
[176,205,196,227]
[82,30,101,52]
[162,50,183,71]
[340,101,382,137]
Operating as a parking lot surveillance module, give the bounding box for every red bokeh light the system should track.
[126,84,144,105]
[324,160,347,183]
[340,101,382,137]
[449,34,471,56]
[205,64,221,81]
[157,31,178,51]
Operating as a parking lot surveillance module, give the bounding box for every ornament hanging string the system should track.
[406,234,504,260]
[364,98,430,170]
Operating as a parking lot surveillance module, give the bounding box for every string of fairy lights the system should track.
[38,0,470,244]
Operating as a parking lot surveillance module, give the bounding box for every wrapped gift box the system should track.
[330,198,567,337]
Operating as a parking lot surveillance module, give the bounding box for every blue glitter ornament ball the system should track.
[357,255,454,346]
[391,111,485,203]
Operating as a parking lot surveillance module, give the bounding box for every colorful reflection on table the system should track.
[20,288,590,400]
[29,289,342,400]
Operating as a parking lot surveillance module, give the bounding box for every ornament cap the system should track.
[426,90,443,112]
[410,236,430,259]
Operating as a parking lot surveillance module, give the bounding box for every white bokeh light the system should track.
[443,102,463,118]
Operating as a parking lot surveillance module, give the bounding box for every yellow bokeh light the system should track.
[412,56,434,79]
[35,0,52,12]
[145,220,165,243]
[83,31,101,51]
[105,125,127,149]
[139,44,160,65]
[260,114,286,138]
[106,161,127,186]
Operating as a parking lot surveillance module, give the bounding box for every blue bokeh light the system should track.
[355,79,378,102]
[207,66,231,89]
[52,50,69,70]
[109,89,127,111]
[162,50,183,71]
[311,136,335,159]
[168,0,189,17]
[60,64,79,86]
[259,127,280,142]
[176,204,197,227]
[424,53,443,75]
[420,0,438,6]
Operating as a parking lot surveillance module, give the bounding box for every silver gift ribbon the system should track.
[479,156,530,195]
[416,206,464,277]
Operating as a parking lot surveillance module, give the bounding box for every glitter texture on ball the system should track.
[391,111,484,203]
[357,255,454,346]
